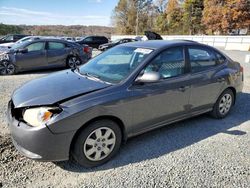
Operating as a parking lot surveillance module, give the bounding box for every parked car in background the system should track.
[98,38,137,51]
[7,40,243,167]
[144,31,163,40]
[0,36,43,48]
[76,36,109,49]
[61,37,76,42]
[0,38,91,75]
[0,34,29,44]
[75,37,85,41]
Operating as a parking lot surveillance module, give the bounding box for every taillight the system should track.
[240,65,244,81]
[83,46,90,53]
[240,66,244,73]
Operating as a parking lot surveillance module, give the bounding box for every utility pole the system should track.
[136,0,139,36]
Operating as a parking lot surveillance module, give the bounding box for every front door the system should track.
[129,47,191,135]
[15,42,46,70]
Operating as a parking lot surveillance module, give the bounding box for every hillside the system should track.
[0,24,115,38]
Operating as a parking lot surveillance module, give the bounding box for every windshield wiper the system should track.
[80,71,111,85]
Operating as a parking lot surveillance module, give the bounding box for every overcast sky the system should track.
[0,0,117,26]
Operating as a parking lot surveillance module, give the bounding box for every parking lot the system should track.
[0,50,250,187]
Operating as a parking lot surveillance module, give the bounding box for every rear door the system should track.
[15,41,47,70]
[46,41,68,67]
[186,45,226,113]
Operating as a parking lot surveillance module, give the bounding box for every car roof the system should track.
[27,38,70,43]
[121,40,199,49]
[85,35,107,38]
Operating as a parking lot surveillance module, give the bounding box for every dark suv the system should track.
[0,34,29,44]
[76,36,109,49]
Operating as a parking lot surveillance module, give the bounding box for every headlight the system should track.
[23,107,61,127]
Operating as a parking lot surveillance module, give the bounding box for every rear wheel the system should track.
[210,89,234,118]
[66,56,81,69]
[71,120,122,168]
[0,61,16,75]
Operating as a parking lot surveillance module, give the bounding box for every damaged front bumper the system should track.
[7,101,75,161]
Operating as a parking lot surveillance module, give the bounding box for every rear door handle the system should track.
[178,86,190,92]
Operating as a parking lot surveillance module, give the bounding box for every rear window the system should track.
[48,42,65,50]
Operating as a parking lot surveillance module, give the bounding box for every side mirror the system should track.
[136,71,160,83]
[18,48,28,53]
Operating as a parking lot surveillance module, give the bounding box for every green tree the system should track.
[166,0,184,34]
[183,0,204,35]
[112,0,157,35]
[0,23,23,35]
[156,12,169,34]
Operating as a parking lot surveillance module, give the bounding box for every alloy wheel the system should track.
[219,93,232,115]
[83,127,116,161]
[68,57,81,68]
[0,61,15,75]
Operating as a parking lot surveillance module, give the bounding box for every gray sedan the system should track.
[0,38,91,75]
[7,40,243,167]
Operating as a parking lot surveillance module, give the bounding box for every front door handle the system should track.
[217,77,225,82]
[178,86,189,92]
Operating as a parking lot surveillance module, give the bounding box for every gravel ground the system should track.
[0,50,250,188]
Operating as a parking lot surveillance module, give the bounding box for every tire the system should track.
[0,61,16,75]
[210,89,234,119]
[66,56,81,69]
[71,120,122,168]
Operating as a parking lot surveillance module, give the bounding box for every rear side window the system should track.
[14,35,25,40]
[48,42,65,50]
[26,42,45,52]
[188,47,216,73]
[214,51,226,64]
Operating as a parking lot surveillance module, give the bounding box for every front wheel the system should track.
[210,89,234,118]
[0,61,16,75]
[71,120,122,168]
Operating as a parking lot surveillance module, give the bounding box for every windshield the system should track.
[79,46,153,84]
[16,37,32,44]
[11,40,30,50]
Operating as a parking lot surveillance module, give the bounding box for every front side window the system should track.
[188,47,216,73]
[48,42,65,50]
[144,47,185,79]
[26,42,45,52]
[79,46,153,83]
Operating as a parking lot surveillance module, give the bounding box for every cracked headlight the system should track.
[23,107,61,127]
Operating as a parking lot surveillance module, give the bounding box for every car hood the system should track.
[12,70,110,108]
[0,48,10,53]
[0,42,14,47]
[0,48,15,54]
